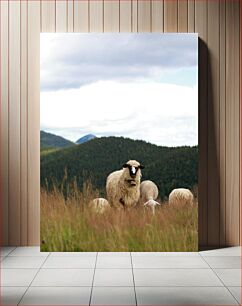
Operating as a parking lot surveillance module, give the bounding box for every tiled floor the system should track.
[0,246,241,305]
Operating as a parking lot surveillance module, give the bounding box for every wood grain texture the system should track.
[225,0,240,246]
[120,0,131,32]
[41,0,56,32]
[90,0,103,32]
[56,0,67,32]
[28,0,40,245]
[195,0,208,247]
[164,0,178,32]
[151,0,163,32]
[188,0,195,33]
[20,0,28,245]
[74,0,88,32]
[0,0,9,245]
[219,0,226,246]
[207,0,220,246]
[178,0,188,33]
[138,0,151,32]
[9,0,21,246]
[104,0,119,32]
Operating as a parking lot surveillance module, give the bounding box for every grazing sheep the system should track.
[106,160,144,209]
[168,188,194,206]
[140,180,160,214]
[89,198,110,214]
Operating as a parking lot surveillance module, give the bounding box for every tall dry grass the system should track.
[40,181,198,252]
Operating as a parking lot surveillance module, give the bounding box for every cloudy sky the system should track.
[40,33,198,147]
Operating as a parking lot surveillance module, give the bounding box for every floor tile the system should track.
[0,287,27,305]
[228,287,241,304]
[96,256,132,268]
[134,268,223,286]
[136,287,238,305]
[132,256,209,269]
[0,247,16,257]
[31,268,94,286]
[9,247,49,257]
[19,286,91,305]
[214,269,241,286]
[1,269,38,286]
[98,252,131,257]
[50,252,97,257]
[42,256,96,268]
[200,247,241,257]
[94,269,134,286]
[203,256,241,268]
[1,256,46,269]
[91,286,136,305]
[132,252,199,256]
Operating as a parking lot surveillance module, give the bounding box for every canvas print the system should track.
[40,33,198,252]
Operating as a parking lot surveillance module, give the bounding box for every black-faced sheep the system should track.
[168,188,194,206]
[106,160,144,209]
[89,198,110,214]
[140,180,161,214]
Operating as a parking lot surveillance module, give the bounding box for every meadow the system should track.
[40,181,198,252]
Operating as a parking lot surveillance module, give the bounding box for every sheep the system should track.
[89,198,110,214]
[106,160,144,209]
[168,188,194,206]
[140,180,161,214]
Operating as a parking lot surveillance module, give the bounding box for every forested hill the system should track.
[41,130,75,149]
[41,136,198,199]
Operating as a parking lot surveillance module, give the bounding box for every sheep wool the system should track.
[140,180,159,204]
[106,160,143,209]
[168,188,194,206]
[89,198,110,214]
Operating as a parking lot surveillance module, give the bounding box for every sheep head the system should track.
[122,160,144,186]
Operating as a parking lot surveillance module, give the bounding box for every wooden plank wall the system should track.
[0,0,240,247]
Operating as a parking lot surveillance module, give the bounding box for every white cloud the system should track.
[41,80,198,147]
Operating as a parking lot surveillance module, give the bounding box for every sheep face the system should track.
[122,160,144,185]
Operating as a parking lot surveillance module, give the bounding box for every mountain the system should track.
[41,136,198,200]
[41,130,75,149]
[76,134,96,144]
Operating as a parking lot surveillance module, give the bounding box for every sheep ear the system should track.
[139,165,145,169]
[122,163,129,168]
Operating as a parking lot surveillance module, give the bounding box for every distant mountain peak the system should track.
[76,134,97,144]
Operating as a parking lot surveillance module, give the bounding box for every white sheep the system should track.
[140,180,161,214]
[106,160,144,209]
[168,188,194,206]
[89,198,110,214]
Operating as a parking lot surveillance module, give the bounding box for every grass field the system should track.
[40,182,198,252]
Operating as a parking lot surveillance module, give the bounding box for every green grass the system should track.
[40,182,198,252]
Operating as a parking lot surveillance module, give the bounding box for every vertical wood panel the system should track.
[20,0,28,245]
[104,0,119,32]
[207,0,220,246]
[67,0,74,32]
[188,0,195,33]
[219,0,226,246]
[164,0,178,32]
[178,0,188,33]
[151,0,163,32]
[132,0,138,32]
[0,0,9,245]
[9,0,21,246]
[74,0,88,32]
[138,0,151,32]
[90,0,103,32]
[28,0,40,245]
[225,0,240,246]
[56,0,67,32]
[195,0,208,247]
[41,0,56,32]
[120,0,131,32]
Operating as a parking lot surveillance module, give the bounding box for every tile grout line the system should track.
[89,251,98,306]
[17,252,51,306]
[130,252,137,306]
[199,253,240,305]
